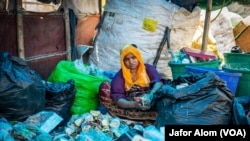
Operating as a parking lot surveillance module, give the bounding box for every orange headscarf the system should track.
[120,44,150,91]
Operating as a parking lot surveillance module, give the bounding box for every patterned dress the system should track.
[99,64,162,120]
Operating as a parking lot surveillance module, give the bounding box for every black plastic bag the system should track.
[170,0,197,12]
[154,72,234,127]
[37,0,61,4]
[232,96,250,125]
[0,51,45,121]
[44,79,76,126]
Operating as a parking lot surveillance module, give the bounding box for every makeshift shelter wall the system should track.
[0,14,67,80]
[68,0,101,46]
[0,0,69,80]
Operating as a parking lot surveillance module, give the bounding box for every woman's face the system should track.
[124,53,139,70]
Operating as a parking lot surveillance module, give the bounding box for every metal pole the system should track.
[201,0,213,53]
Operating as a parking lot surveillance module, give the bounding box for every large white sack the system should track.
[89,0,201,79]
[201,7,236,53]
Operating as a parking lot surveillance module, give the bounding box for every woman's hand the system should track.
[134,95,152,110]
[130,85,142,91]
[130,101,151,111]
[117,98,148,110]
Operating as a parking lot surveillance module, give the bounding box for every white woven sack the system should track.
[89,0,201,79]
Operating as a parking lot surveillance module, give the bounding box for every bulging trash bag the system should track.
[44,79,76,126]
[48,60,108,115]
[154,72,234,127]
[232,95,250,125]
[0,51,45,121]
[171,0,197,12]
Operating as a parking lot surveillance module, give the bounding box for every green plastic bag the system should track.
[48,61,108,114]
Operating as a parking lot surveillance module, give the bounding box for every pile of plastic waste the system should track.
[0,110,165,141]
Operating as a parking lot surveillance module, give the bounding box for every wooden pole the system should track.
[201,0,213,53]
[16,0,25,58]
[63,0,71,60]
[99,0,102,15]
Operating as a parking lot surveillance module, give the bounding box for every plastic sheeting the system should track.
[22,0,61,13]
[232,96,250,125]
[68,0,100,18]
[75,14,100,45]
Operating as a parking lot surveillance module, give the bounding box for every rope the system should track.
[211,0,226,22]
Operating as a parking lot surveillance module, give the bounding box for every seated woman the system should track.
[99,44,163,121]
